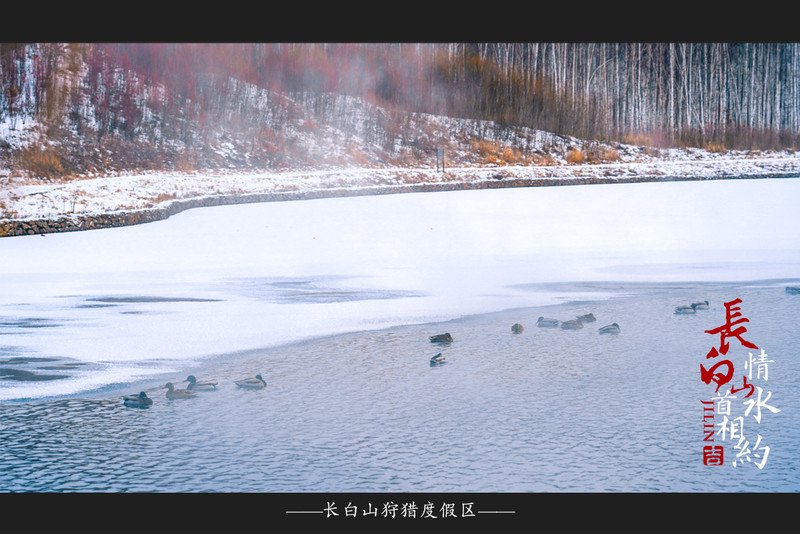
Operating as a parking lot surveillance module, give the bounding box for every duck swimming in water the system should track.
[511,323,524,334]
[691,300,709,310]
[577,313,596,323]
[430,333,453,343]
[560,319,583,330]
[123,391,153,408]
[599,323,620,335]
[185,375,218,391]
[430,353,446,366]
[675,305,696,315]
[235,375,267,389]
[163,382,197,399]
[537,317,559,328]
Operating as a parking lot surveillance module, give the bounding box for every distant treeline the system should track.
[2,42,799,152]
[435,43,800,150]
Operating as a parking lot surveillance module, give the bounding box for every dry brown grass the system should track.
[13,145,65,180]
[483,154,502,165]
[565,148,585,164]
[621,133,654,148]
[472,140,527,166]
[565,144,620,165]
[530,153,556,166]
[703,142,727,154]
[473,140,497,162]
[597,147,619,162]
[151,192,178,204]
[500,146,519,164]
[583,145,620,164]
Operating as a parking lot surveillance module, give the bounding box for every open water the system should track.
[1,279,798,493]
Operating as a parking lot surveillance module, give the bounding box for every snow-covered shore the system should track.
[2,150,800,226]
[1,174,799,402]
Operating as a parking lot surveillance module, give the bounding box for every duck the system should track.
[674,305,696,315]
[537,317,560,328]
[123,391,153,408]
[163,382,197,399]
[511,323,524,334]
[691,300,709,310]
[235,374,267,389]
[577,313,596,323]
[430,352,446,366]
[429,333,453,343]
[560,319,583,330]
[185,375,218,391]
[599,323,620,335]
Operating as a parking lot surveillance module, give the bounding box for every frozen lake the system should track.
[2,177,799,403]
[1,178,799,492]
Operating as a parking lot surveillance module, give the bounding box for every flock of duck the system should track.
[427,312,621,366]
[122,374,267,408]
[122,290,794,402]
[126,297,726,401]
[532,312,620,333]
[425,298,723,366]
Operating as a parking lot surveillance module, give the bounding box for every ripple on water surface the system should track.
[1,280,799,492]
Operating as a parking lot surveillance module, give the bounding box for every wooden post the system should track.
[436,148,444,172]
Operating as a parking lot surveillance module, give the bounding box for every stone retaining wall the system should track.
[0,173,791,238]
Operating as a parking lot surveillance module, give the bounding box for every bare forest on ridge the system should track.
[2,43,799,179]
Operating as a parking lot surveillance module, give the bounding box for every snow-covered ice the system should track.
[1,177,799,401]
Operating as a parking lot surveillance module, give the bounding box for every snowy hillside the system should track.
[2,43,800,231]
[2,89,799,227]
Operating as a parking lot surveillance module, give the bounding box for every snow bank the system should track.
[3,151,800,223]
